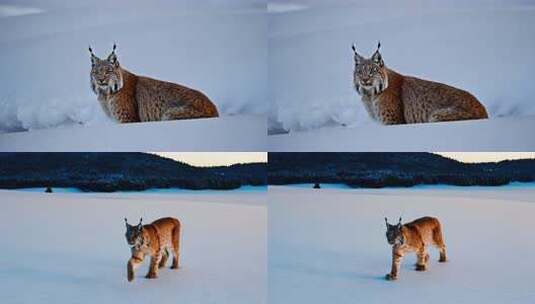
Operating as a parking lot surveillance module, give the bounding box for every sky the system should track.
[152,152,267,167]
[436,152,535,163]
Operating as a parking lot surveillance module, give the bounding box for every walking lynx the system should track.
[352,43,488,124]
[90,45,218,123]
[384,217,447,281]
[125,217,181,282]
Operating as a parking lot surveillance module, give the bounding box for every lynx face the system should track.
[125,218,144,247]
[352,43,388,95]
[385,217,404,245]
[89,45,123,96]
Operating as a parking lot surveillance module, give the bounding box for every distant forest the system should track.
[0,153,266,192]
[268,153,535,188]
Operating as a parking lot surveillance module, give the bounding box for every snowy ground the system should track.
[0,189,266,304]
[268,115,535,151]
[268,185,535,304]
[269,1,535,133]
[0,114,267,151]
[0,0,267,133]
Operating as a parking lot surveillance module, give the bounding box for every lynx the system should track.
[89,45,218,123]
[352,42,488,124]
[124,217,181,282]
[384,216,447,281]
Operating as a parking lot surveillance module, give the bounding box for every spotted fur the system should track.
[125,217,181,282]
[352,43,488,124]
[89,45,218,123]
[384,216,447,281]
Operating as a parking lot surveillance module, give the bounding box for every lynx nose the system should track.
[360,79,371,86]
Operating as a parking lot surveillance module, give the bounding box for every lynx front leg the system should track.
[146,252,162,279]
[127,252,145,282]
[386,249,403,281]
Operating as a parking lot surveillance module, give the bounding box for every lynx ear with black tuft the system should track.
[371,41,384,67]
[397,217,402,227]
[352,43,364,65]
[384,217,389,227]
[124,217,128,226]
[89,45,98,66]
[107,43,119,67]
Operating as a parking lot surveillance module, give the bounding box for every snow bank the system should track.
[269,185,535,303]
[0,189,266,304]
[0,0,267,133]
[0,114,267,151]
[269,2,535,132]
[268,115,535,151]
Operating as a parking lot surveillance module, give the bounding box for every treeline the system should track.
[0,153,266,192]
[268,153,535,188]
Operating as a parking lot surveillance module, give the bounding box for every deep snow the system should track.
[268,115,535,151]
[0,114,267,151]
[0,0,267,133]
[268,185,535,303]
[269,1,535,133]
[0,189,266,304]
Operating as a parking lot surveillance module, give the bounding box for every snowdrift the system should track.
[269,185,535,304]
[0,189,266,304]
[268,115,535,151]
[0,115,267,151]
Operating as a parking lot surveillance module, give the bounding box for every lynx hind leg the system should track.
[162,106,209,121]
[428,107,477,123]
[171,224,181,269]
[159,248,169,268]
[432,226,447,262]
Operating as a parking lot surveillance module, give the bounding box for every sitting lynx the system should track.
[352,42,488,124]
[89,44,218,123]
[124,217,181,282]
[384,217,447,281]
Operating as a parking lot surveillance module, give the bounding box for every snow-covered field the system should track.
[268,185,535,303]
[268,115,535,151]
[0,114,267,151]
[269,1,535,133]
[0,189,266,304]
[0,0,267,133]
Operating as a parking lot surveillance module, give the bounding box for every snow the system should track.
[268,115,535,151]
[268,185,535,303]
[269,2,535,133]
[0,189,266,304]
[0,114,267,151]
[0,0,267,133]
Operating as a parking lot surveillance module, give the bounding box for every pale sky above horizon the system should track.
[436,152,535,163]
[151,152,267,167]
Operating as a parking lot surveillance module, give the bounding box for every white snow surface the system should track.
[269,1,535,132]
[268,115,535,151]
[0,189,266,304]
[268,185,535,303]
[0,114,267,151]
[0,0,267,133]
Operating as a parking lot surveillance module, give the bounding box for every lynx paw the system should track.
[385,273,397,281]
[127,274,134,282]
[145,272,158,279]
[415,264,427,271]
[439,257,447,263]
